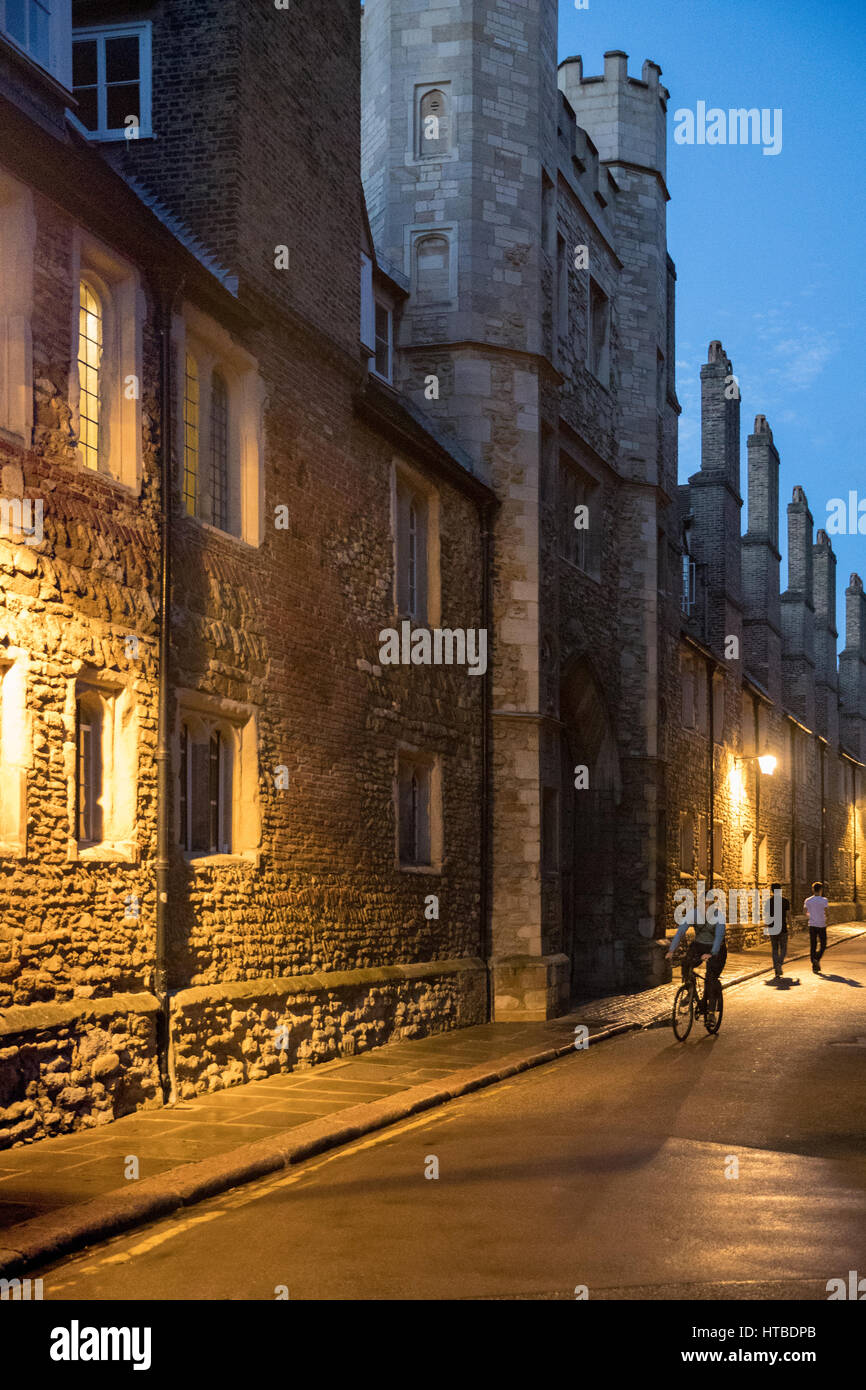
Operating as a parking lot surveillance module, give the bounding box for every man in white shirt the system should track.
[804,881,829,973]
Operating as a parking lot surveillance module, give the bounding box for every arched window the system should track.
[77,280,102,470]
[415,234,450,306]
[210,369,229,530]
[419,89,450,159]
[183,353,199,516]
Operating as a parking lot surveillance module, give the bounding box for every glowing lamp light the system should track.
[757,754,777,775]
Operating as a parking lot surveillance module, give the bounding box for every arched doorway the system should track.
[560,657,621,998]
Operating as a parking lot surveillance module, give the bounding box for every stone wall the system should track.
[169,958,487,1099]
[0,994,161,1148]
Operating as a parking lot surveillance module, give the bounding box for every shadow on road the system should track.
[816,973,863,987]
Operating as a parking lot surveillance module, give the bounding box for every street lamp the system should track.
[739,753,777,776]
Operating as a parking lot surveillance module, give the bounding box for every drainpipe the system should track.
[479,498,493,1020]
[856,767,861,906]
[154,277,180,1101]
[707,658,715,888]
[753,697,760,903]
[855,766,861,911]
[790,721,797,911]
[819,739,827,892]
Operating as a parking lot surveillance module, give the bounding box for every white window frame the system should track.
[372,299,393,383]
[69,228,143,490]
[67,672,138,863]
[173,305,264,545]
[0,174,35,445]
[175,692,261,866]
[2,0,71,87]
[0,647,31,856]
[178,716,232,858]
[360,252,375,356]
[71,21,153,142]
[392,458,440,626]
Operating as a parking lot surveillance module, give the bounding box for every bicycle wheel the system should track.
[672,983,694,1040]
[704,979,724,1034]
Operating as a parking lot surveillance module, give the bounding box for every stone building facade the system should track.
[669,346,866,948]
[0,0,862,1146]
[0,0,492,1148]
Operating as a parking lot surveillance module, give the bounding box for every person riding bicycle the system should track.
[666,905,727,1014]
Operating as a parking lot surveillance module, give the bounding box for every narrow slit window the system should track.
[398,758,432,866]
[180,720,231,856]
[76,695,103,844]
[183,353,199,517]
[78,280,102,471]
[210,370,229,531]
[373,302,392,381]
[418,89,450,159]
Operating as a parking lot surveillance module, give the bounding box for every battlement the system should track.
[556,89,617,233]
[558,50,669,180]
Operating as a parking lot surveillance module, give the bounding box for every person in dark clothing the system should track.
[764,881,790,979]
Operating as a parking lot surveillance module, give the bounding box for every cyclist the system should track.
[666,903,727,1013]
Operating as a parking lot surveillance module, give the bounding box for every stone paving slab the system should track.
[0,922,861,1277]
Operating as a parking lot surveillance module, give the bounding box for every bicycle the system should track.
[671,961,724,1040]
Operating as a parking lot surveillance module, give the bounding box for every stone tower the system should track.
[362,3,677,1011]
[363,0,565,1017]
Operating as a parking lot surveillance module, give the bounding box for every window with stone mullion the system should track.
[209,370,229,531]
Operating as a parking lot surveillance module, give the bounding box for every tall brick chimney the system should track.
[812,529,838,741]
[781,486,816,727]
[840,573,866,757]
[741,414,782,700]
[686,341,743,653]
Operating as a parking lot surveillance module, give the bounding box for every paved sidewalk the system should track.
[0,921,861,1276]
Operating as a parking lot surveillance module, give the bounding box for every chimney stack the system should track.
[781,486,816,727]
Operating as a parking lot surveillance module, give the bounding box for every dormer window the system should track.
[2,0,51,70]
[72,21,152,140]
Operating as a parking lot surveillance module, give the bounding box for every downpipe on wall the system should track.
[154,274,182,1104]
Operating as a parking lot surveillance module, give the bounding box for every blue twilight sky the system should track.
[559,0,866,646]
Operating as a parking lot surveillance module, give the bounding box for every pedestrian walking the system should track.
[764,881,790,979]
[804,881,829,973]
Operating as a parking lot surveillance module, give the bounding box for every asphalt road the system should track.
[34,937,866,1301]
